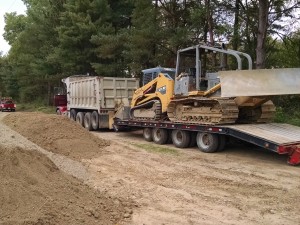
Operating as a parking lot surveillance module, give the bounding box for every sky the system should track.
[0,0,26,55]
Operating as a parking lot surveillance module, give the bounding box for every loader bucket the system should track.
[219,68,300,97]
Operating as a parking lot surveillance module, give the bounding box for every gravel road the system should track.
[1,112,300,225]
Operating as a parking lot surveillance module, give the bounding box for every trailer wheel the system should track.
[70,109,76,121]
[143,128,153,142]
[76,112,84,127]
[217,135,226,152]
[152,128,168,145]
[84,112,93,131]
[196,132,219,153]
[171,130,190,148]
[91,111,99,130]
[189,132,197,147]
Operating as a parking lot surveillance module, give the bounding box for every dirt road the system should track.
[1,112,300,225]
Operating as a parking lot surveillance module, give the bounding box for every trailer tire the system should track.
[152,128,168,145]
[84,112,93,131]
[91,111,99,130]
[70,109,76,121]
[143,128,153,142]
[171,130,190,148]
[76,112,84,127]
[217,135,226,152]
[196,132,219,153]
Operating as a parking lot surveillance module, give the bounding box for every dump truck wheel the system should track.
[217,135,226,152]
[143,128,153,142]
[196,132,219,153]
[171,130,190,148]
[76,112,84,127]
[152,128,168,145]
[70,109,76,121]
[84,112,93,131]
[91,111,99,130]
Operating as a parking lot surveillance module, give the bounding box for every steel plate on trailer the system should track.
[219,68,300,97]
[224,123,300,145]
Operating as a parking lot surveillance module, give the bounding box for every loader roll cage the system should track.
[175,44,253,92]
[142,67,176,85]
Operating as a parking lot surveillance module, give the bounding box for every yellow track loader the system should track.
[130,67,175,120]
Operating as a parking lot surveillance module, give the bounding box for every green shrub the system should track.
[16,103,56,114]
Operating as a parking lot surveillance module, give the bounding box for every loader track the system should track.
[237,100,276,123]
[167,98,239,125]
[130,100,163,121]
[257,100,276,123]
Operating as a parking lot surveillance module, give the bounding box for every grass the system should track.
[274,107,300,127]
[16,103,56,114]
[131,142,179,155]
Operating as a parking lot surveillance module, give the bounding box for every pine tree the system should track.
[91,0,134,77]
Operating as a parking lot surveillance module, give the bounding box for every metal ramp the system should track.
[224,123,300,165]
[224,123,300,146]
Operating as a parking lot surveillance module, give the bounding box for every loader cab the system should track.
[142,67,176,85]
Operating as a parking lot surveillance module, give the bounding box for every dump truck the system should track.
[113,44,300,165]
[61,75,139,130]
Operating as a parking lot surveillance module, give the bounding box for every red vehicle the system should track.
[0,98,16,112]
[53,87,67,115]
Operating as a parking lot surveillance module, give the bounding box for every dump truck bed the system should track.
[64,76,139,111]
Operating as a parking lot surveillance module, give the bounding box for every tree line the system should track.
[0,0,299,104]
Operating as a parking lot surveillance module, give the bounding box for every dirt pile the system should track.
[3,112,109,160]
[0,145,132,225]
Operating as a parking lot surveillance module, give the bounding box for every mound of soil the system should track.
[3,113,109,160]
[0,146,131,225]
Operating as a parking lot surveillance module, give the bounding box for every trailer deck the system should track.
[114,120,300,165]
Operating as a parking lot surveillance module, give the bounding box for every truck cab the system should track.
[0,98,16,112]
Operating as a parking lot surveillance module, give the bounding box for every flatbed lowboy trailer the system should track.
[114,119,300,166]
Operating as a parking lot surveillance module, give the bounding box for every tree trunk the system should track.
[232,0,240,50]
[256,0,269,69]
[205,0,214,45]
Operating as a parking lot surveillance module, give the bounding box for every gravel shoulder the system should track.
[1,112,300,225]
